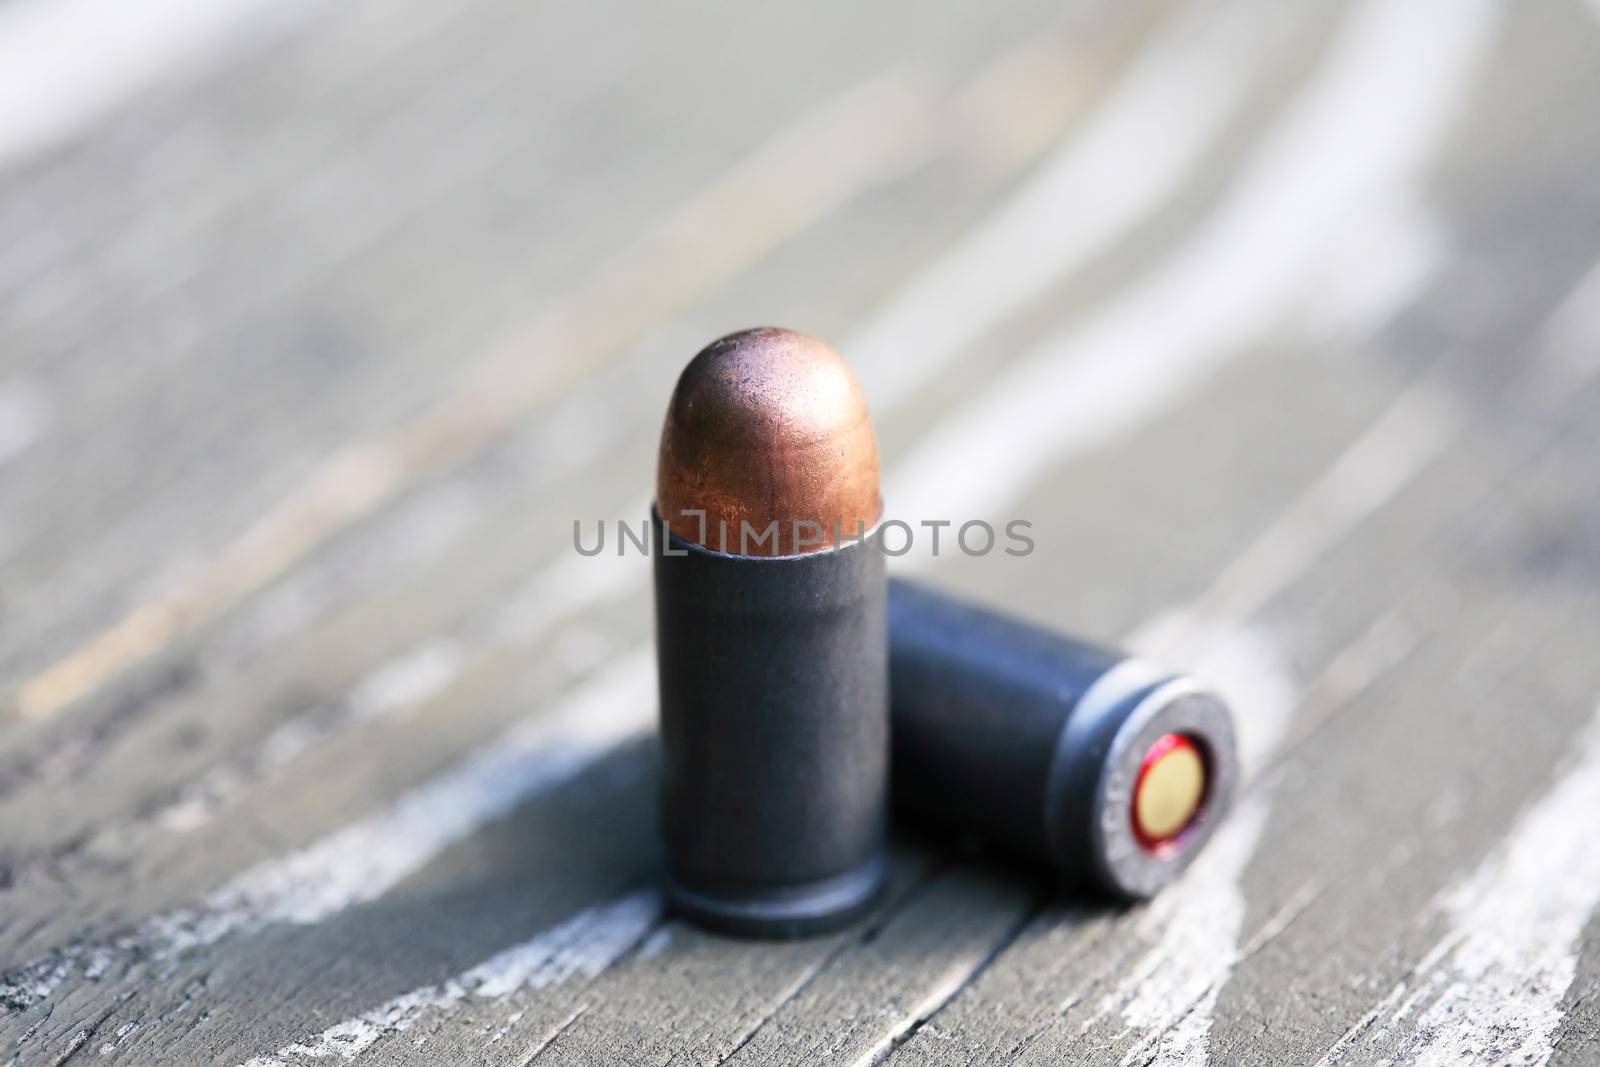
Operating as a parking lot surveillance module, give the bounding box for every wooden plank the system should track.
[0,0,1134,855]
[2,0,1175,1061]
[1556,939,1600,1067]
[889,158,1600,1067]
[0,0,1150,927]
[7,0,1600,1063]
[539,1,1600,1061]
[0,0,1085,704]
[880,360,1600,1064]
[350,4,1401,1062]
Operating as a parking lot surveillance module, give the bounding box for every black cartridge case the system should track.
[654,522,888,937]
[888,579,1236,898]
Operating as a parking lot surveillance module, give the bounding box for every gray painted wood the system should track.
[5,0,1600,1064]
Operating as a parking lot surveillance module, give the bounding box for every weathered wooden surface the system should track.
[4,0,1600,1063]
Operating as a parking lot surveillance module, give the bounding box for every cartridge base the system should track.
[664,855,888,939]
[1047,672,1237,899]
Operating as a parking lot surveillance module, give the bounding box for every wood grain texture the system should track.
[4,0,1600,1064]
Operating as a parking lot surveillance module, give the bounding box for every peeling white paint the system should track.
[162,650,654,949]
[1090,615,1301,1064]
[96,1020,140,1056]
[462,893,657,999]
[1,652,656,1009]
[1107,798,1272,1066]
[240,892,659,1066]
[1324,703,1600,1066]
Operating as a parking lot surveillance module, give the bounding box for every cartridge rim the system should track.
[1046,673,1237,898]
[663,852,888,939]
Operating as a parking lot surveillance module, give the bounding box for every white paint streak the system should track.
[0,380,54,466]
[886,0,1493,533]
[96,1021,140,1056]
[1086,585,1314,1061]
[240,891,658,1066]
[155,501,647,833]
[1332,704,1600,1066]
[0,0,318,172]
[849,0,1272,410]
[0,651,657,1010]
[461,892,659,998]
[635,926,674,962]
[158,650,653,950]
[345,640,466,722]
[1107,797,1272,1065]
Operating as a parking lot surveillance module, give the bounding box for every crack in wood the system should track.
[520,1003,589,1066]
[871,896,1046,1067]
[712,860,949,1066]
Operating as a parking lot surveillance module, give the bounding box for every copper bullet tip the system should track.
[657,327,881,556]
